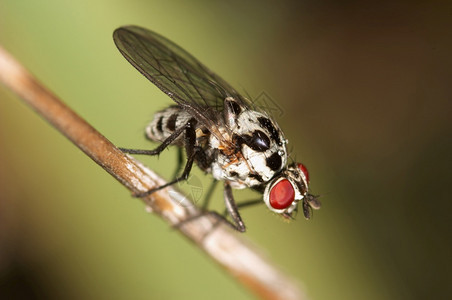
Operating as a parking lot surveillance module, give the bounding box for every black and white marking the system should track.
[114,26,320,232]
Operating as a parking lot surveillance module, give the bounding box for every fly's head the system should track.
[224,97,288,184]
[263,162,321,219]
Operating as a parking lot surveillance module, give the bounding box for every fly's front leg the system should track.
[223,182,246,232]
[135,119,198,197]
[173,182,252,233]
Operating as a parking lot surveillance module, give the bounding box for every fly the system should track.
[113,26,321,232]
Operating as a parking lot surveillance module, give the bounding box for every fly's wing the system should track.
[113,25,251,139]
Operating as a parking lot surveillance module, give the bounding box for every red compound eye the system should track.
[297,163,310,183]
[269,179,295,209]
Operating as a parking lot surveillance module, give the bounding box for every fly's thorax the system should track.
[233,109,288,178]
[209,130,250,189]
[209,97,288,188]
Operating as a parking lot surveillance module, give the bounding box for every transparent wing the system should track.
[113,25,252,138]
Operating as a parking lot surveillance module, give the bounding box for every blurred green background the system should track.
[1,1,451,299]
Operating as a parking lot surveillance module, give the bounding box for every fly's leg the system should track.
[180,184,259,233]
[173,196,262,234]
[119,120,188,156]
[173,183,247,233]
[135,119,198,197]
[216,192,264,232]
[222,182,246,232]
[174,191,263,233]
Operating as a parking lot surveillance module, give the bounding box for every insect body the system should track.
[113,26,320,232]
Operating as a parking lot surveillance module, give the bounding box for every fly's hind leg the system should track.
[135,118,199,197]
[119,120,188,156]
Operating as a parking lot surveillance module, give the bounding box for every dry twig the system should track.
[0,45,306,300]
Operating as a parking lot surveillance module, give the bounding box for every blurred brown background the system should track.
[1,1,451,299]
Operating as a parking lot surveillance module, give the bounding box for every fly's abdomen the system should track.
[145,106,192,146]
